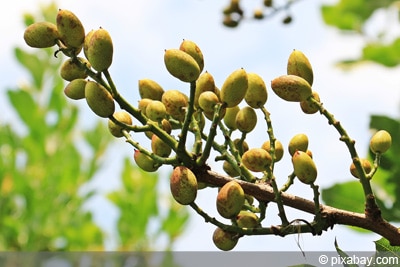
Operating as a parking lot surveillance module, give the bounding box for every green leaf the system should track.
[14,48,45,89]
[334,238,359,267]
[362,39,400,67]
[322,181,365,214]
[375,237,400,253]
[161,201,189,241]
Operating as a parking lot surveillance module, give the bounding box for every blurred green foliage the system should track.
[0,2,188,252]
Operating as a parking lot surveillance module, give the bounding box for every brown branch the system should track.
[195,168,400,246]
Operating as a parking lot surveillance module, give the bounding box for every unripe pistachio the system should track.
[300,91,320,114]
[212,228,238,251]
[24,22,59,48]
[288,133,309,156]
[108,110,133,138]
[223,160,240,177]
[151,134,172,157]
[350,159,372,178]
[220,68,248,107]
[56,9,85,49]
[64,78,87,100]
[134,150,159,172]
[245,73,268,108]
[292,151,317,184]
[85,81,115,118]
[198,91,220,113]
[145,119,172,139]
[370,130,392,154]
[162,90,188,122]
[138,98,152,115]
[224,106,240,130]
[287,49,314,86]
[233,138,249,154]
[235,106,257,133]
[85,28,113,72]
[241,148,272,172]
[138,79,164,101]
[164,49,200,82]
[261,139,284,162]
[271,74,312,102]
[60,57,90,81]
[179,39,204,72]
[146,100,167,122]
[194,72,215,108]
[170,166,198,205]
[83,29,94,59]
[216,180,245,219]
[236,211,260,228]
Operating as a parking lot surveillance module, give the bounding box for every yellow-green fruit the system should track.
[24,22,59,48]
[350,159,372,178]
[235,106,257,133]
[56,9,85,49]
[146,100,167,122]
[261,140,284,162]
[83,29,94,59]
[245,73,268,108]
[85,28,113,71]
[236,211,260,228]
[138,98,152,115]
[220,68,248,107]
[162,90,188,121]
[212,228,238,251]
[271,74,312,102]
[151,134,172,157]
[370,130,392,154]
[108,110,133,138]
[195,72,215,108]
[164,49,200,82]
[233,138,249,154]
[170,166,198,205]
[300,91,320,114]
[292,151,317,184]
[253,9,264,20]
[138,79,164,101]
[60,57,90,81]
[179,39,204,72]
[241,148,272,172]
[287,49,313,86]
[198,91,220,113]
[64,78,87,100]
[224,106,240,130]
[145,119,172,139]
[216,180,245,219]
[288,133,309,156]
[134,150,159,172]
[223,160,240,177]
[85,81,115,118]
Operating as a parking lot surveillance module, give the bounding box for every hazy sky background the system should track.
[1,0,400,252]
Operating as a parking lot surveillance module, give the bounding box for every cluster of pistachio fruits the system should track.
[24,9,393,251]
[222,0,294,28]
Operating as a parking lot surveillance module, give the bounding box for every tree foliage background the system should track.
[1,0,400,252]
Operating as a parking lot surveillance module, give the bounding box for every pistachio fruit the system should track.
[287,49,314,86]
[220,68,248,107]
[271,74,312,102]
[151,134,172,157]
[288,133,309,156]
[235,106,257,133]
[261,139,284,162]
[162,90,188,122]
[216,180,245,219]
[241,148,272,172]
[64,78,87,100]
[60,57,90,81]
[24,22,59,48]
[212,228,238,251]
[145,100,167,122]
[164,49,200,82]
[85,28,113,72]
[244,72,268,108]
[56,9,85,49]
[300,90,320,114]
[195,72,216,108]
[370,130,392,154]
[133,150,159,172]
[223,106,240,130]
[108,110,132,138]
[170,166,198,205]
[292,150,317,184]
[236,211,260,228]
[138,79,164,101]
[179,39,204,72]
[198,91,220,113]
[350,159,372,179]
[85,81,115,118]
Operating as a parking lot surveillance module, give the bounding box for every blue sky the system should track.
[2,0,400,251]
